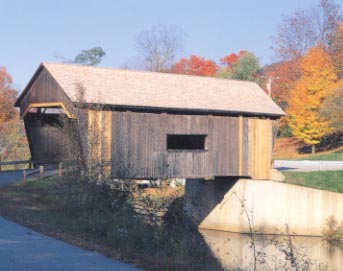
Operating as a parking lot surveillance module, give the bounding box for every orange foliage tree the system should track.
[217,51,260,82]
[0,66,30,164]
[287,46,339,153]
[262,59,301,109]
[172,55,218,76]
[0,67,17,126]
[262,59,302,136]
[220,50,247,70]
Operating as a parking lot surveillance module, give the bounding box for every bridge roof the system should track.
[16,62,285,117]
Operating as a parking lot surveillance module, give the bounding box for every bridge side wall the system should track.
[184,178,343,236]
[83,110,273,179]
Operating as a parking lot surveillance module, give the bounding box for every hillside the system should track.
[273,137,343,160]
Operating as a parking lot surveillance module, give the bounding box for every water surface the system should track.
[200,229,343,270]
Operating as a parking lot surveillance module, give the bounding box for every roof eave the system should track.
[75,102,286,118]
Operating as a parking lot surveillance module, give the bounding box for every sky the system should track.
[1,0,320,92]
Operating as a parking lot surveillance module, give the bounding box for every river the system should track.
[200,229,343,271]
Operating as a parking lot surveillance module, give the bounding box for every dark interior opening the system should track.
[167,134,207,150]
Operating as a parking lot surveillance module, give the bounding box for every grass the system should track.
[275,148,343,161]
[273,137,343,160]
[283,171,343,193]
[0,174,223,271]
[298,150,343,161]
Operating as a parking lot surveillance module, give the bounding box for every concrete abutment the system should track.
[184,178,343,236]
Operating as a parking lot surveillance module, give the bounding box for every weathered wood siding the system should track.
[248,118,272,179]
[84,110,272,179]
[19,68,74,117]
[86,110,112,174]
[24,113,75,164]
[24,107,272,179]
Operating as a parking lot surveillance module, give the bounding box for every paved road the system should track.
[275,160,343,172]
[0,169,59,187]
[0,171,143,271]
[0,170,24,186]
[0,217,143,271]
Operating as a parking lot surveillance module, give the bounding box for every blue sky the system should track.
[1,0,319,91]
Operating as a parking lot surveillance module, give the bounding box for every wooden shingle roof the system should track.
[16,62,285,117]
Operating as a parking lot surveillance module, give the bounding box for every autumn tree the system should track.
[0,67,17,126]
[261,60,303,137]
[220,50,247,70]
[216,51,260,82]
[262,60,301,109]
[172,55,217,76]
[328,22,343,77]
[313,0,342,49]
[272,9,317,60]
[287,46,339,153]
[74,46,106,66]
[216,50,247,79]
[135,25,184,72]
[229,52,260,82]
[0,116,30,164]
[319,85,343,133]
[272,0,342,60]
[271,0,342,139]
[0,66,30,164]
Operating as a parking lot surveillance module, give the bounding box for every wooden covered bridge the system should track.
[15,62,284,180]
[16,65,343,237]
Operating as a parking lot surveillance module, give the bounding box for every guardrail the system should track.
[0,160,33,171]
[22,163,64,184]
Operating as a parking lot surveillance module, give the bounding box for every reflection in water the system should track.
[200,229,343,271]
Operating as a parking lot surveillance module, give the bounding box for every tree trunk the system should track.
[312,145,316,154]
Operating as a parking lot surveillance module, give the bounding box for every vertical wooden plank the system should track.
[87,110,94,169]
[242,117,250,176]
[266,119,272,179]
[238,116,243,176]
[249,118,256,179]
[248,118,272,180]
[103,111,112,175]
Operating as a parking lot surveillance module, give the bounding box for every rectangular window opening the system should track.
[167,134,207,151]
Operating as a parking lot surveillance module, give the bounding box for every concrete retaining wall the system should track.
[184,178,343,236]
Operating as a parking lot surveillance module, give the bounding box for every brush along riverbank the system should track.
[0,174,222,271]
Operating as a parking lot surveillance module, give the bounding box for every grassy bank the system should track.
[299,150,343,161]
[1,173,340,270]
[283,171,343,193]
[273,137,343,160]
[0,174,222,271]
[275,148,343,161]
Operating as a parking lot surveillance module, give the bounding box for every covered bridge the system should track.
[15,62,284,180]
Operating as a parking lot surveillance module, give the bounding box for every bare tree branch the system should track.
[135,25,184,72]
[272,0,342,61]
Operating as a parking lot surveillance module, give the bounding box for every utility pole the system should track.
[266,76,272,97]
